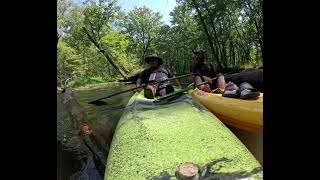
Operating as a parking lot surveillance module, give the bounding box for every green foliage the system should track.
[123,6,163,64]
[68,76,116,88]
[57,0,72,34]
[57,0,262,87]
[100,27,139,72]
[57,41,87,81]
[157,0,263,72]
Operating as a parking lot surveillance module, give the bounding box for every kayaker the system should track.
[136,53,181,99]
[191,49,226,93]
[191,49,260,99]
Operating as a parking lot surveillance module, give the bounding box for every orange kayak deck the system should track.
[188,88,263,133]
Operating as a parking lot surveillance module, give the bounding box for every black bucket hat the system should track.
[193,49,206,54]
[145,54,163,65]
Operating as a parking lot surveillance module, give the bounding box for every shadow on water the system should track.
[57,141,83,180]
[228,126,263,165]
[57,83,135,180]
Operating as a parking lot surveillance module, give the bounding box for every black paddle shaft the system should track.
[155,78,217,102]
[89,73,195,104]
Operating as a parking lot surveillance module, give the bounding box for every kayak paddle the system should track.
[89,73,195,105]
[153,73,228,103]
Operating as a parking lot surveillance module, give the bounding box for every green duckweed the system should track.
[105,92,262,180]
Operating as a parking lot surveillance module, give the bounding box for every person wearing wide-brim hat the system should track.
[191,49,226,93]
[136,53,181,99]
[191,49,260,99]
[144,54,163,65]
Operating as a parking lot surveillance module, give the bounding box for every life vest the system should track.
[147,67,170,83]
[201,84,211,93]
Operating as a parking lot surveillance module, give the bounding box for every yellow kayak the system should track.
[188,88,263,133]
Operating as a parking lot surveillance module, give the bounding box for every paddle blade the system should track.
[153,93,184,104]
[88,100,108,106]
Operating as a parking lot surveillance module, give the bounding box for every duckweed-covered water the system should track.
[105,93,262,179]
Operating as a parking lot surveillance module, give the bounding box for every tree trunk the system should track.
[143,37,152,60]
[203,0,225,68]
[190,0,222,69]
[82,27,128,80]
[226,10,247,51]
[62,89,107,177]
[57,32,60,45]
[245,0,263,52]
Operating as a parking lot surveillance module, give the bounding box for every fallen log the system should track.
[62,88,108,177]
[224,69,263,92]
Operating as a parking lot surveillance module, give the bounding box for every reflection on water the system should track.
[73,84,136,130]
[57,93,88,159]
[228,126,263,165]
[57,83,135,179]
[57,94,88,180]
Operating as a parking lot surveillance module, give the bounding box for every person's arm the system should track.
[136,71,145,92]
[136,78,144,92]
[201,76,213,84]
[167,69,181,88]
[201,64,216,84]
[173,79,181,88]
[192,65,208,84]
